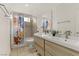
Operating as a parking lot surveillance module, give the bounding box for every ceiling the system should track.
[1,3,79,19]
[3,3,59,19]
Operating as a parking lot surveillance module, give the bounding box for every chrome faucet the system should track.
[64,31,72,39]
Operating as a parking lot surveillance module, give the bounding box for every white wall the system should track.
[75,4,79,36]
[36,17,43,32]
[0,8,10,55]
[53,4,78,36]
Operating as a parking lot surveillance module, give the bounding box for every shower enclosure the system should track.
[11,12,37,49]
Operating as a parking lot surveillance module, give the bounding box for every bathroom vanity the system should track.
[34,33,79,56]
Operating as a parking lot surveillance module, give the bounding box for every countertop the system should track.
[34,32,79,52]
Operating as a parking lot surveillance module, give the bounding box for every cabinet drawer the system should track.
[45,40,79,56]
[34,36,44,43]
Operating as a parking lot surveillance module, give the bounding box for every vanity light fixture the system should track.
[25,4,29,7]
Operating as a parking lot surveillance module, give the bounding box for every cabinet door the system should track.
[45,40,79,56]
[45,42,56,56]
[35,44,44,56]
[45,51,53,56]
[34,36,44,56]
[34,36,44,48]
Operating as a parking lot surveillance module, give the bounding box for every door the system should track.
[0,17,10,55]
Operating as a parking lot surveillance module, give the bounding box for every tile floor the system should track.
[10,46,37,56]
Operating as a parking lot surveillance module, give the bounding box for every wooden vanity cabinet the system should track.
[45,40,79,56]
[34,36,79,56]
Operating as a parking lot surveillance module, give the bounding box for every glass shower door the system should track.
[13,15,24,46]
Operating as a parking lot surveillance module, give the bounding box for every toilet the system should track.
[24,37,34,49]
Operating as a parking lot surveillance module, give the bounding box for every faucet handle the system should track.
[76,32,79,34]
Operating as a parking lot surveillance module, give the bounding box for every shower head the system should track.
[0,4,10,17]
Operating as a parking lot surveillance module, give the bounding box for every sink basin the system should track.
[35,32,79,46]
